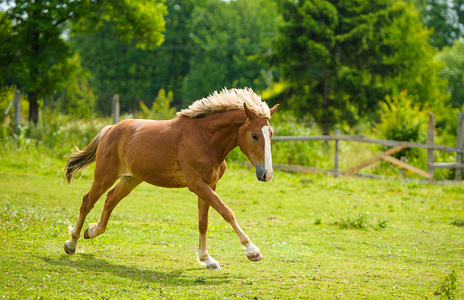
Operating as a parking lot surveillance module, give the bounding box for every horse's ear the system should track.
[244,103,257,120]
[270,104,279,116]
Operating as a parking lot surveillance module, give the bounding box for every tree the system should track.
[69,22,158,114]
[0,11,14,85]
[380,1,450,113]
[151,0,198,107]
[69,0,198,112]
[1,0,167,124]
[269,0,448,133]
[436,38,464,108]
[180,0,281,105]
[69,0,281,111]
[53,54,96,118]
[408,0,464,49]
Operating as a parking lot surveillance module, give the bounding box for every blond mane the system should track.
[177,87,271,119]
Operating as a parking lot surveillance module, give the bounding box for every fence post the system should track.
[334,129,340,177]
[112,94,120,124]
[427,112,435,180]
[456,112,464,180]
[13,90,21,134]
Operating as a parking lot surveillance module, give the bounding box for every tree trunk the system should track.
[28,91,39,125]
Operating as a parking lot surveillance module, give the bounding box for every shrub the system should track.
[372,90,430,176]
[373,90,429,147]
[139,89,177,120]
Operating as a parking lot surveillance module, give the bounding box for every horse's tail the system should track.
[64,125,112,184]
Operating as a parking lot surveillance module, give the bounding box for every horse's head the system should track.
[238,103,279,182]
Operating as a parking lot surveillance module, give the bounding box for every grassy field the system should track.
[1,151,463,299]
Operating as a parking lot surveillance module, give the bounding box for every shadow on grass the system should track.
[41,254,237,286]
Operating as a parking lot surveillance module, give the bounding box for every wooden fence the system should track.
[3,90,21,134]
[5,91,463,181]
[4,91,122,126]
[273,112,464,181]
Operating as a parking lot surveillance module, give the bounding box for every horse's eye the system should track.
[251,133,259,141]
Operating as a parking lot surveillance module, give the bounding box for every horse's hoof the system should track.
[84,228,90,239]
[206,263,221,270]
[64,243,75,255]
[247,252,263,262]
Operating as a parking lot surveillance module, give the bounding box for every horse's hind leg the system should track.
[64,177,116,254]
[84,176,141,240]
[198,195,220,269]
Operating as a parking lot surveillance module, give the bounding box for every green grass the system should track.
[1,151,464,299]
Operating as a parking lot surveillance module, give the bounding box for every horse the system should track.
[63,87,278,269]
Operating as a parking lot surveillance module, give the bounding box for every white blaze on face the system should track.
[261,125,273,173]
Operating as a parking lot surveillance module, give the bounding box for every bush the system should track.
[374,90,429,146]
[139,89,177,120]
[372,90,430,176]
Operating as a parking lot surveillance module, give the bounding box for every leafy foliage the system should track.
[334,213,370,230]
[72,0,167,51]
[374,90,429,144]
[53,54,96,118]
[436,38,464,109]
[333,212,388,230]
[373,90,429,164]
[180,0,281,105]
[434,270,458,299]
[69,22,158,114]
[68,0,280,112]
[450,218,464,227]
[0,0,167,123]
[139,89,177,120]
[269,0,449,133]
[409,0,464,49]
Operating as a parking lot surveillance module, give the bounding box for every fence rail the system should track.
[273,112,464,181]
[273,135,463,153]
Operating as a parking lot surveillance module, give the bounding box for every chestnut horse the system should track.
[63,88,278,269]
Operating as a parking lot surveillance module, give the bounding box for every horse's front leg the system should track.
[189,179,263,263]
[198,196,221,269]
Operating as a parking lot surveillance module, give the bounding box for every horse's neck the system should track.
[192,110,246,163]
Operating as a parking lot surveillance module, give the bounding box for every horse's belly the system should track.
[144,172,188,188]
[131,163,188,188]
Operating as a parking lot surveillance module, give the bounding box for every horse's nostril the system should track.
[263,174,266,181]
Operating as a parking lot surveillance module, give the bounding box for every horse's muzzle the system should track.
[256,164,273,182]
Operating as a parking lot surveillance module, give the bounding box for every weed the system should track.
[434,270,458,299]
[194,277,206,284]
[376,218,389,229]
[450,218,464,227]
[334,213,369,229]
[334,213,388,230]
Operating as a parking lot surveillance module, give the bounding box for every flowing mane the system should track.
[178,87,271,119]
